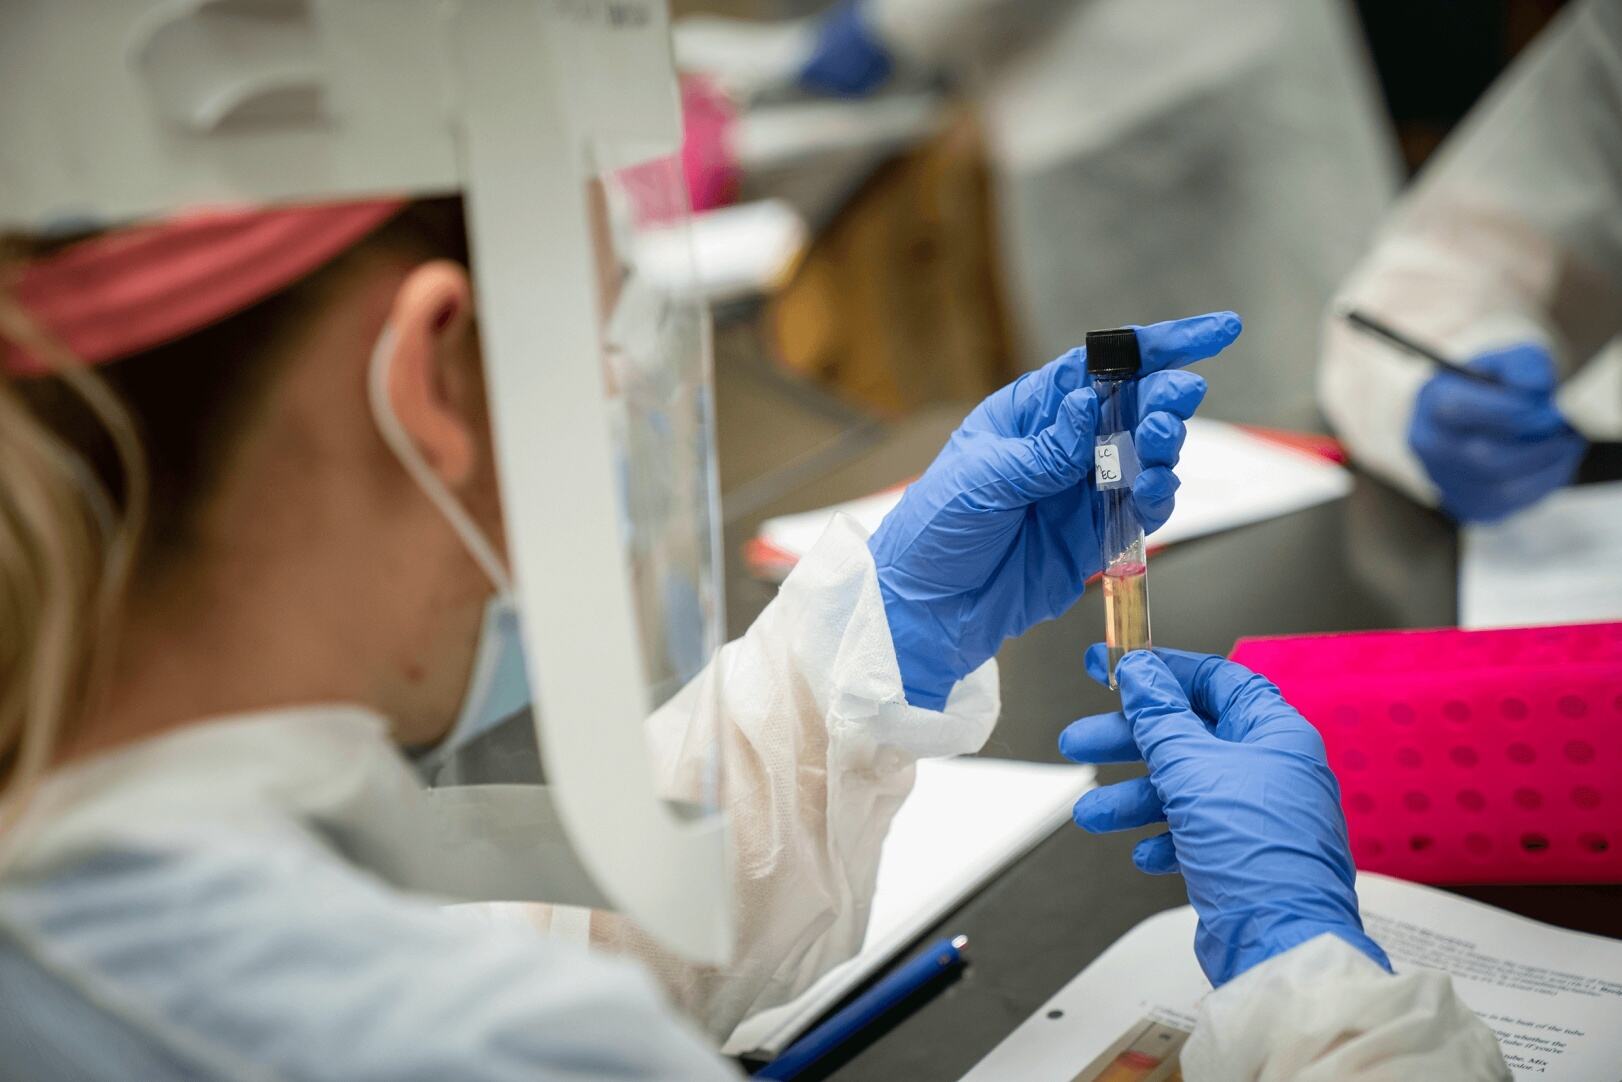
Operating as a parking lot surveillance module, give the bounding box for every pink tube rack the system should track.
[1229,622,1622,884]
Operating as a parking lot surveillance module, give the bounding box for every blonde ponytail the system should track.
[0,288,147,829]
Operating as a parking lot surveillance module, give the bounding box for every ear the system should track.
[379,260,478,488]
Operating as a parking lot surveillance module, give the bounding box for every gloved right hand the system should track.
[871,313,1236,711]
[798,0,894,98]
[1059,647,1390,987]
[1408,343,1586,523]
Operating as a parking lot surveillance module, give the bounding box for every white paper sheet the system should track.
[1460,481,1622,630]
[732,94,944,171]
[673,16,812,100]
[750,419,1353,575]
[723,756,1096,1057]
[1149,418,1353,545]
[963,873,1622,1081]
[631,199,808,303]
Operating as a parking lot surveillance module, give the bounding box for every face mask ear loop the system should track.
[368,325,513,594]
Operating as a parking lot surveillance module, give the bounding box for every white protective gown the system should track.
[0,518,1501,1078]
[1185,934,1509,1080]
[1318,0,1622,503]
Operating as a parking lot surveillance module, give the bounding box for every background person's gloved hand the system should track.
[1408,343,1586,523]
[870,312,1241,710]
[1060,647,1389,987]
[798,0,894,97]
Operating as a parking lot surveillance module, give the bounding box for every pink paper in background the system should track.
[1230,622,1622,885]
[680,75,739,213]
[613,76,738,228]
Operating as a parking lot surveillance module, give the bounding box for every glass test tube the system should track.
[1085,328,1151,689]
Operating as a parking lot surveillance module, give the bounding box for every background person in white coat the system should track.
[684,0,1400,425]
[1319,0,1622,522]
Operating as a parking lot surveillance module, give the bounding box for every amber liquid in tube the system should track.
[1088,327,1152,692]
[1103,561,1150,688]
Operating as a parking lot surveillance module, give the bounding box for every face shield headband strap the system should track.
[367,325,512,594]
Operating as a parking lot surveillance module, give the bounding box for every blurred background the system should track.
[661,0,1574,633]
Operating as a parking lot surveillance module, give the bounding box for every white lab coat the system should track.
[675,0,1399,424]
[0,518,1502,1078]
[867,0,1401,426]
[1319,0,1622,503]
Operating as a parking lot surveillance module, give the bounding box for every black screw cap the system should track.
[1085,327,1142,377]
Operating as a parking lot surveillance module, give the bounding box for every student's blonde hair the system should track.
[0,281,145,821]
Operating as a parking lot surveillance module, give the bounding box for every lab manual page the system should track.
[963,873,1622,1081]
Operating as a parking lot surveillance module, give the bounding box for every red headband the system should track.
[2,198,406,377]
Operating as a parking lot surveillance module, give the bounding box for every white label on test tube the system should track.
[1094,432,1139,491]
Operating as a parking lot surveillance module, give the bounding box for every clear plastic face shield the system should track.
[0,0,733,962]
[594,153,724,719]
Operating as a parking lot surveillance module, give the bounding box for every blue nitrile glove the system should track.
[1060,647,1390,986]
[870,312,1241,710]
[1408,343,1586,523]
[798,0,894,98]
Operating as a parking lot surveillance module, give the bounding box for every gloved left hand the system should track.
[1408,343,1586,523]
[870,312,1241,709]
[1060,647,1389,986]
[798,0,894,98]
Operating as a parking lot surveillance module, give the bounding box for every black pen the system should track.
[1340,308,1511,389]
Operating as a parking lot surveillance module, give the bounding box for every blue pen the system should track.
[754,935,969,1081]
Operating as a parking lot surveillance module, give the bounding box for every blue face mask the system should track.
[413,593,532,773]
[368,326,533,771]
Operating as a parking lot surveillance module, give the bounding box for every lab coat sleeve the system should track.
[1181,933,1511,1081]
[1318,0,1622,502]
[579,513,1000,1040]
[0,822,743,1082]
